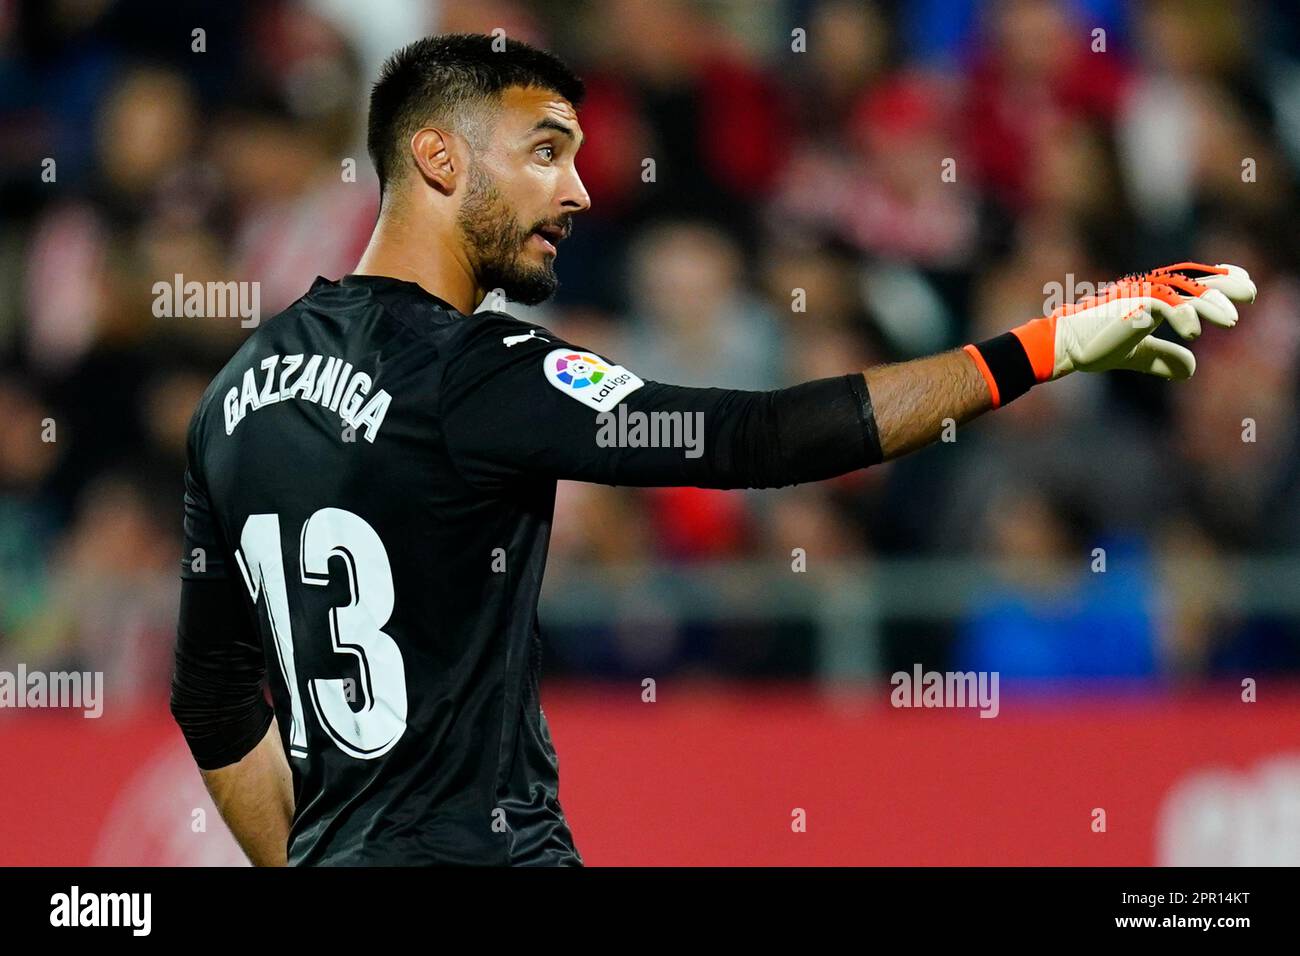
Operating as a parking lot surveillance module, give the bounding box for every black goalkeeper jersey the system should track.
[178,273,874,865]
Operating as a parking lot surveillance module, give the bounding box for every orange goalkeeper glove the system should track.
[964,262,1257,407]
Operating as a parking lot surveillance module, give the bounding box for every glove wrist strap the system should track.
[963,326,1044,409]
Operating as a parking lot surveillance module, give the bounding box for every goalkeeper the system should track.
[171,33,1259,867]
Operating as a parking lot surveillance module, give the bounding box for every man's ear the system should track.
[409,127,462,195]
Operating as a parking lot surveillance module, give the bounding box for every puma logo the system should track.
[503,329,550,347]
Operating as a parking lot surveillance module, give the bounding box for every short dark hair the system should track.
[367,33,585,199]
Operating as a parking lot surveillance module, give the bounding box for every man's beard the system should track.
[457,163,560,306]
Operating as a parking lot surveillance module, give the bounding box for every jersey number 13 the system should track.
[236,508,408,760]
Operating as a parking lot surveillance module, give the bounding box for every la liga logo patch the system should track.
[543,348,644,410]
[552,352,607,388]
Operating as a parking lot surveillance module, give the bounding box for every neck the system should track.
[353,205,482,314]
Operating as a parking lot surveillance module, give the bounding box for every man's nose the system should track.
[560,168,591,214]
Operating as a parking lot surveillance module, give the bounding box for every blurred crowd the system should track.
[2,0,1300,700]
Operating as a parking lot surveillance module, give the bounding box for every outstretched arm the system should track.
[441,262,1256,491]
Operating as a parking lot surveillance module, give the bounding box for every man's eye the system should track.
[536,145,555,162]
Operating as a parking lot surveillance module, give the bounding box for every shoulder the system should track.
[446,309,556,350]
[440,309,566,375]
[443,312,647,413]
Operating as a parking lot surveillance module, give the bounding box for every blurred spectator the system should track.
[955,487,1159,679]
[0,376,62,638]
[6,472,178,705]
[624,221,783,388]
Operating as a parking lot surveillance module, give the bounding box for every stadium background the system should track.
[2,0,1300,865]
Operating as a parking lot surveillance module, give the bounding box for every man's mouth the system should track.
[530,223,567,256]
